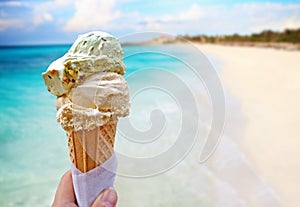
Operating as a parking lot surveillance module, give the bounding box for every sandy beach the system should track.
[198,44,300,207]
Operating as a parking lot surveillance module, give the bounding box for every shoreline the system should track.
[194,41,300,51]
[197,43,300,207]
[124,35,300,51]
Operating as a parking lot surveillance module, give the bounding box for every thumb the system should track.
[92,188,118,207]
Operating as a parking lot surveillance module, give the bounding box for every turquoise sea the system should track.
[0,44,281,206]
[0,45,72,205]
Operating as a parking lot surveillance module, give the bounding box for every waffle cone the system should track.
[66,117,117,173]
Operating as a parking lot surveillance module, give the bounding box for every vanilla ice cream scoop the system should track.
[57,72,130,131]
[42,31,125,97]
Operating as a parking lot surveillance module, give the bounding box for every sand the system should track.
[198,44,300,207]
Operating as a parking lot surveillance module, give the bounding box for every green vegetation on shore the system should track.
[128,28,300,50]
[184,28,300,44]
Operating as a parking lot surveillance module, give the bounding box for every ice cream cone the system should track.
[66,116,117,173]
[43,32,129,206]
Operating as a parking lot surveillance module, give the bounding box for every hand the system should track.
[52,170,118,207]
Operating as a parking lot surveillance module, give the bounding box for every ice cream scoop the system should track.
[57,72,130,131]
[42,31,126,97]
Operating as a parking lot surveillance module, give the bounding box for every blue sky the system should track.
[0,0,300,45]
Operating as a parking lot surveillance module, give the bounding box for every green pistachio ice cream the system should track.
[42,31,126,97]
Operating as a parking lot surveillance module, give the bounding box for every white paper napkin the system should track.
[71,153,117,207]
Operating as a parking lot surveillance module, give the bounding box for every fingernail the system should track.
[101,202,112,207]
[99,188,117,207]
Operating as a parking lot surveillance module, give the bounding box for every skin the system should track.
[52,170,118,207]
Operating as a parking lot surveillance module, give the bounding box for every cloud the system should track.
[0,1,26,30]
[0,0,73,31]
[133,4,208,32]
[143,4,204,24]
[182,4,205,20]
[33,12,53,26]
[32,0,73,26]
[64,0,121,32]
[250,15,300,32]
[0,1,22,7]
[232,3,300,33]
[0,19,22,31]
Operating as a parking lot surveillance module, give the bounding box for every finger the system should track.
[52,170,77,207]
[92,188,118,207]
